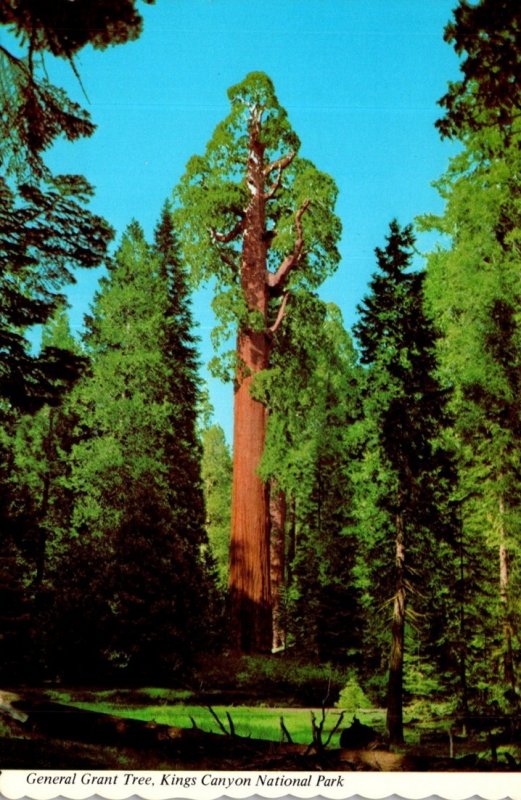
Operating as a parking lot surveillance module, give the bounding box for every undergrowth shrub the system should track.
[335,675,372,711]
[193,654,347,705]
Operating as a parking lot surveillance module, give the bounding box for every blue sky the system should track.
[43,0,461,441]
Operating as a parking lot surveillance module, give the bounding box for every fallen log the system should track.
[12,697,265,754]
[3,695,510,771]
[339,749,415,770]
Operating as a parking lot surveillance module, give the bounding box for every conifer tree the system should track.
[258,299,363,659]
[174,71,341,652]
[353,221,456,743]
[421,133,521,706]
[153,203,207,551]
[0,1,154,412]
[421,0,521,708]
[61,220,218,680]
[437,0,521,139]
[0,306,84,679]
[13,308,84,585]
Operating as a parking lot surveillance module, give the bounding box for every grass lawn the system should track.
[46,688,386,746]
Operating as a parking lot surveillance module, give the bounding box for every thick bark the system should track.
[270,481,287,652]
[227,108,309,653]
[228,112,272,652]
[229,330,272,652]
[386,510,406,744]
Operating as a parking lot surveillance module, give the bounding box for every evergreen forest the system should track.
[0,0,520,772]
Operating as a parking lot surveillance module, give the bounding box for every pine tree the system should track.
[420,132,521,707]
[0,174,112,414]
[59,220,219,680]
[0,0,174,681]
[153,203,207,553]
[0,306,84,680]
[353,221,456,743]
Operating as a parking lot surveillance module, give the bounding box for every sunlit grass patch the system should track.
[57,699,357,746]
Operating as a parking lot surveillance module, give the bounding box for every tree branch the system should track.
[280,716,294,744]
[264,150,296,177]
[263,152,296,200]
[0,44,25,69]
[218,249,240,274]
[266,199,311,291]
[264,172,282,201]
[207,706,232,736]
[269,292,289,334]
[324,711,345,748]
[209,217,244,244]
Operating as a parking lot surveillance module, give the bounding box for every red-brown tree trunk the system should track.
[386,510,406,744]
[270,481,287,652]
[229,330,272,652]
[228,113,273,652]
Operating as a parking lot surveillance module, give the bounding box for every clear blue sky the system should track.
[43,0,461,441]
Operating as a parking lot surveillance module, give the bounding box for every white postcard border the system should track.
[1,770,521,800]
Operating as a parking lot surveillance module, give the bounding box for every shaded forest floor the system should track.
[1,682,521,771]
[0,655,519,771]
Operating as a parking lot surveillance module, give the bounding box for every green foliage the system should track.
[352,221,458,704]
[0,1,136,415]
[336,677,372,712]
[437,0,521,139]
[257,300,364,661]
[194,653,347,705]
[420,120,521,707]
[421,4,521,704]
[403,653,446,699]
[35,219,222,681]
[0,173,112,414]
[173,71,341,372]
[201,424,232,587]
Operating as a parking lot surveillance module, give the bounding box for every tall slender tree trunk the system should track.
[270,481,287,652]
[287,495,297,584]
[228,113,273,652]
[36,409,55,587]
[458,513,469,721]
[387,509,406,744]
[498,495,516,696]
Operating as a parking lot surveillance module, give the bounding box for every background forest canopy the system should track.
[0,0,520,747]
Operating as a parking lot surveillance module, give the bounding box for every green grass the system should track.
[46,689,386,746]
[70,702,349,745]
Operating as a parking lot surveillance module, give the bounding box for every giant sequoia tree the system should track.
[174,72,341,652]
